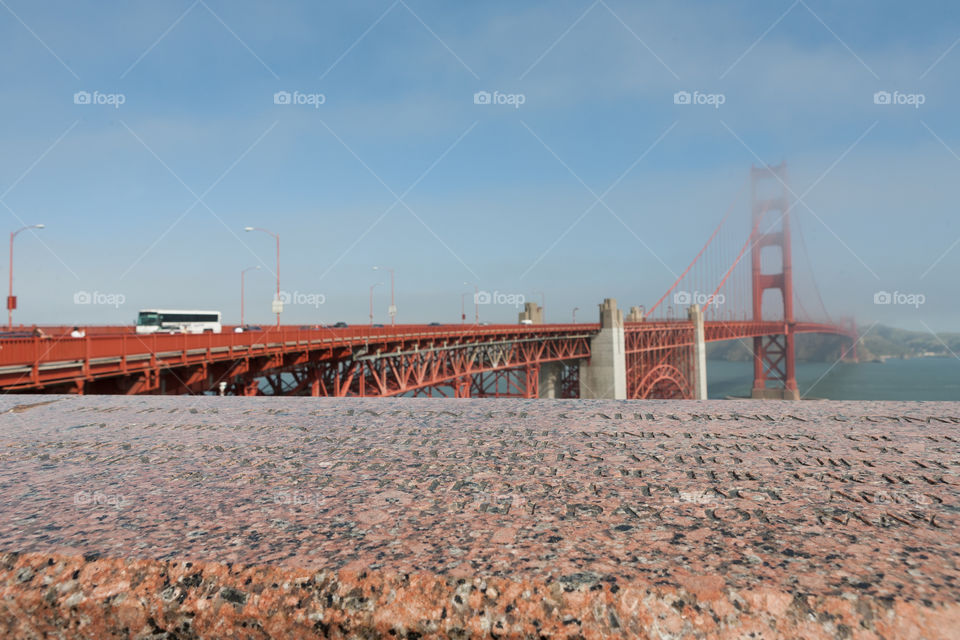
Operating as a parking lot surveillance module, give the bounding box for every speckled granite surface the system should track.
[0,396,958,639]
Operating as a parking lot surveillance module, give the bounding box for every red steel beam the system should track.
[0,321,856,397]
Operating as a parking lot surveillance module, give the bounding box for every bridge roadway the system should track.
[0,320,853,397]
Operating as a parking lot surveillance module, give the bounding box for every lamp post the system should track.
[572,307,579,324]
[373,266,395,325]
[240,266,260,327]
[369,282,383,325]
[8,224,44,330]
[244,227,280,327]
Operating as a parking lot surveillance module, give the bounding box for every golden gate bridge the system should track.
[0,164,857,399]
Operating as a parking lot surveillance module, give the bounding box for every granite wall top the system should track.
[1,396,958,638]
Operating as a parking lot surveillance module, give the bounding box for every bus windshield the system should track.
[137,312,160,326]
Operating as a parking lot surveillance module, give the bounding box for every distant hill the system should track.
[706,324,960,362]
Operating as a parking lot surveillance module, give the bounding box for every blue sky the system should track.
[0,0,958,332]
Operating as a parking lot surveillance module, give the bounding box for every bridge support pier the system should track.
[688,304,708,400]
[454,375,472,398]
[751,333,800,400]
[579,298,626,399]
[241,378,259,396]
[539,361,562,398]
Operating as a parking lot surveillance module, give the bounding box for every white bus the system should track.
[136,309,222,335]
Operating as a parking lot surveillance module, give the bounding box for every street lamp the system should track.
[240,266,260,327]
[245,227,280,327]
[369,282,383,325]
[572,307,579,324]
[373,266,395,325]
[8,224,44,330]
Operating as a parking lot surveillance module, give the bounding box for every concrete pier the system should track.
[751,385,802,400]
[626,305,645,322]
[689,303,708,400]
[579,298,626,399]
[538,360,562,398]
[517,301,543,324]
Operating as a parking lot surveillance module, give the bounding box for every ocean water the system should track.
[267,357,958,400]
[707,357,960,401]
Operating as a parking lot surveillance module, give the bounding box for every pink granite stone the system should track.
[0,396,958,638]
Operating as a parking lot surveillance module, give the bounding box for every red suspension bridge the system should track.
[0,164,856,399]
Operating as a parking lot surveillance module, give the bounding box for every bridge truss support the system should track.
[750,163,800,400]
[625,322,694,399]
[220,333,592,398]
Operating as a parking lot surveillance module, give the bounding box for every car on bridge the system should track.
[0,331,36,339]
[234,325,263,333]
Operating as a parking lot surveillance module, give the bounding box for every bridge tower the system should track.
[750,163,800,400]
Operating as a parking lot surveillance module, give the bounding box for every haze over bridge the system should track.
[0,164,857,399]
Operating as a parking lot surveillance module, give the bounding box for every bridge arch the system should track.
[632,363,691,399]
